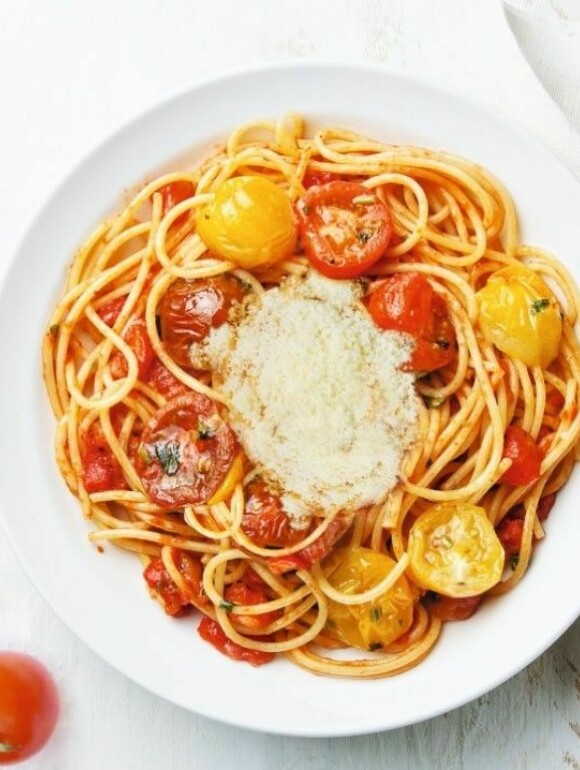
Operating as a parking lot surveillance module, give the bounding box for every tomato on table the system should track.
[408,502,504,597]
[501,425,544,486]
[197,616,274,666]
[477,265,562,368]
[366,272,456,373]
[224,580,280,632]
[135,393,237,507]
[159,274,246,368]
[0,652,59,765]
[322,546,415,652]
[268,514,351,575]
[197,176,296,268]
[241,479,305,548]
[81,424,128,494]
[110,318,156,380]
[295,182,393,279]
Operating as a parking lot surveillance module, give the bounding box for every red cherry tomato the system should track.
[143,548,207,616]
[159,180,196,228]
[197,616,274,667]
[146,358,190,400]
[301,169,340,188]
[295,182,393,279]
[110,318,156,380]
[537,493,556,522]
[495,516,524,558]
[500,425,544,486]
[268,515,351,574]
[135,393,237,507]
[96,296,126,327]
[159,275,245,368]
[80,424,128,494]
[0,652,59,765]
[224,581,280,632]
[241,480,305,548]
[428,594,482,621]
[366,273,456,373]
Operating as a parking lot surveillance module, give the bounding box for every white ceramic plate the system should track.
[1,62,579,737]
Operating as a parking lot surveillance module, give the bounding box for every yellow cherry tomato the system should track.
[207,453,244,506]
[197,176,296,268]
[408,503,504,598]
[323,545,415,652]
[477,266,562,368]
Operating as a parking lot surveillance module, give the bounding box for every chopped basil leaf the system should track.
[154,440,181,476]
[138,446,152,465]
[368,642,383,651]
[425,395,446,409]
[530,298,550,316]
[510,553,520,571]
[370,607,382,622]
[352,193,377,206]
[357,230,373,244]
[197,419,215,440]
[219,600,234,612]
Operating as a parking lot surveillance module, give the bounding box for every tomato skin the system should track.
[110,319,156,380]
[146,359,190,400]
[408,503,505,598]
[143,558,190,617]
[268,515,351,575]
[367,273,456,372]
[224,581,280,632]
[160,180,195,212]
[197,176,296,268]
[197,616,274,666]
[135,393,237,507]
[241,480,304,548]
[296,182,393,279]
[495,517,524,558]
[81,425,128,494]
[477,266,562,368]
[501,426,543,486]
[302,169,339,188]
[96,296,126,327]
[427,594,482,621]
[322,546,415,651]
[159,275,245,368]
[537,493,556,522]
[0,652,59,765]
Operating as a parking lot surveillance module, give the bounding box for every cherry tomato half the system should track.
[241,479,305,548]
[426,594,482,621]
[322,546,415,652]
[135,393,237,507]
[366,273,456,373]
[301,169,340,188]
[197,176,296,268]
[144,548,207,616]
[267,515,351,575]
[477,266,562,368]
[81,424,128,494]
[224,581,280,632]
[146,358,190,400]
[0,652,59,765]
[500,425,544,486]
[110,318,156,380]
[408,503,505,597]
[296,182,393,279]
[197,616,274,667]
[159,275,246,368]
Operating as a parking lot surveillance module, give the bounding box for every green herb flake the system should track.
[154,440,181,476]
[357,230,373,245]
[352,193,377,206]
[425,395,446,409]
[197,419,215,440]
[219,600,234,612]
[368,642,383,652]
[370,607,383,622]
[530,298,550,316]
[510,553,520,571]
[138,446,152,465]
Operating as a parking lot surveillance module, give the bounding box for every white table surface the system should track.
[1,1,579,768]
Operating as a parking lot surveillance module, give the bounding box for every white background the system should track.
[0,1,579,768]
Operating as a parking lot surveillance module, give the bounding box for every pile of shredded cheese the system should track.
[206,272,420,526]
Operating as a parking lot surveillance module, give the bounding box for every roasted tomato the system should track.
[143,558,190,616]
[367,273,456,372]
[495,516,524,559]
[135,393,237,507]
[197,616,274,666]
[224,581,280,632]
[160,180,195,213]
[146,358,190,400]
[241,479,305,548]
[501,425,544,486]
[408,503,504,597]
[96,296,126,327]
[110,318,156,380]
[268,515,352,574]
[537,493,556,521]
[477,266,562,368]
[197,176,296,268]
[81,424,128,494]
[426,593,482,621]
[301,169,340,188]
[0,652,59,765]
[159,275,246,368]
[296,182,393,279]
[322,546,415,652]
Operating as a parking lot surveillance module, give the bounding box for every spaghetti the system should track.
[43,114,580,678]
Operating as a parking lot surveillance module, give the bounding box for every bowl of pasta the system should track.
[1,62,579,735]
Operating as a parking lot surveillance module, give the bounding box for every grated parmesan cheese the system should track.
[206,271,420,526]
